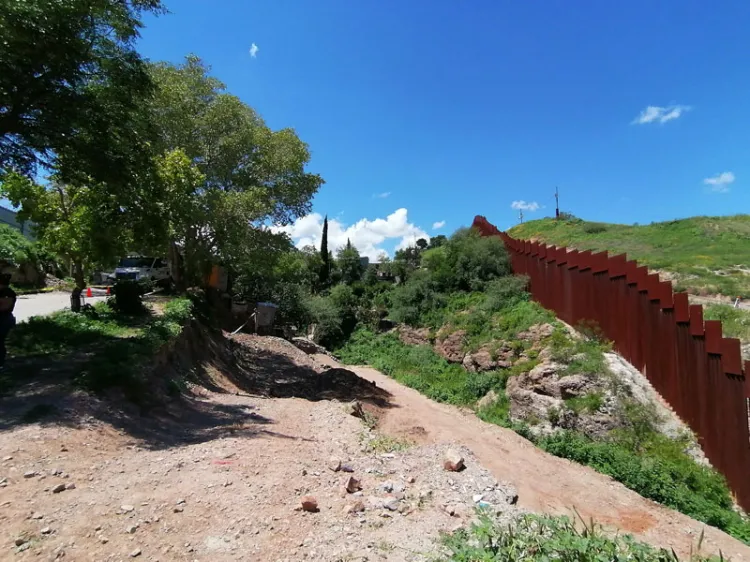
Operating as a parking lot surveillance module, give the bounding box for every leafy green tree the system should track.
[0,0,163,183]
[319,215,330,288]
[416,238,428,250]
[142,56,324,286]
[0,172,130,293]
[336,239,364,285]
[423,228,510,292]
[428,235,447,249]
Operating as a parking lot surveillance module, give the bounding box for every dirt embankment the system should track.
[0,325,748,561]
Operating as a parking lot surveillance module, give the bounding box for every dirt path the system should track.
[322,359,750,560]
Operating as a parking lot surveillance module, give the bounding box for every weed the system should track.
[441,513,721,561]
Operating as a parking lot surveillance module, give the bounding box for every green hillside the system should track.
[508,215,750,298]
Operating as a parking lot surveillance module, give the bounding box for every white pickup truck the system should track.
[108,256,170,285]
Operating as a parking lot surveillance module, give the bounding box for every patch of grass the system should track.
[509,215,750,298]
[4,297,193,401]
[704,304,750,342]
[537,430,750,544]
[9,301,139,357]
[338,329,508,406]
[441,513,721,561]
[365,434,414,453]
[548,328,611,376]
[565,391,604,414]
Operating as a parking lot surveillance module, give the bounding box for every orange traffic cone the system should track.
[86,287,93,298]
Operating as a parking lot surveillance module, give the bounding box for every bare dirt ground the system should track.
[1,331,749,561]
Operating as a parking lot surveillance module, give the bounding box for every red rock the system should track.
[300,496,318,512]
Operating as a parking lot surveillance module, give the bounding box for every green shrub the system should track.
[582,222,608,234]
[110,280,149,315]
[441,513,718,561]
[565,391,604,414]
[537,431,750,544]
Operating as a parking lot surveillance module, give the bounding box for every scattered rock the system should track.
[121,504,135,513]
[31,512,44,520]
[443,450,465,472]
[126,525,138,534]
[24,470,37,478]
[130,548,142,557]
[41,526,52,535]
[345,476,362,493]
[173,505,184,513]
[300,496,318,512]
[14,537,27,547]
[51,468,63,477]
[176,498,186,505]
[382,497,400,511]
[517,323,555,344]
[343,500,365,514]
[52,483,66,493]
[328,457,342,472]
[477,390,499,410]
[65,482,76,490]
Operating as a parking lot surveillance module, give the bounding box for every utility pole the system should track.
[518,209,524,223]
[555,186,560,219]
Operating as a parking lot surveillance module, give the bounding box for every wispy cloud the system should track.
[632,104,691,125]
[511,200,540,212]
[249,43,259,58]
[373,191,391,199]
[432,220,445,230]
[703,171,735,193]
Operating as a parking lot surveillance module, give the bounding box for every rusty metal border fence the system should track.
[471,215,750,510]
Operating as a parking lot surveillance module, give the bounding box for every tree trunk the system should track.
[70,259,86,312]
[168,240,185,292]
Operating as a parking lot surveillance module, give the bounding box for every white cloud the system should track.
[432,220,446,230]
[272,208,429,261]
[249,43,259,58]
[703,171,735,193]
[511,200,540,212]
[373,192,391,199]
[632,104,691,125]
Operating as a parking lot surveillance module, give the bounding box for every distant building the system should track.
[0,206,35,240]
[359,256,370,269]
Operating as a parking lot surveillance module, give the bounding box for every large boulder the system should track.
[434,329,467,363]
[463,344,515,372]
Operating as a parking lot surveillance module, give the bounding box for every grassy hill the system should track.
[508,215,750,298]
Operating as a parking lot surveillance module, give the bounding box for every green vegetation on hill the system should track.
[508,215,750,298]
[336,228,750,545]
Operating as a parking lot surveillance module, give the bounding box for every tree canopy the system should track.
[0,0,164,184]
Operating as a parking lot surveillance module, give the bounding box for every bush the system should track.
[582,222,608,234]
[307,295,344,348]
[537,431,750,544]
[441,513,716,561]
[389,270,446,326]
[424,228,511,293]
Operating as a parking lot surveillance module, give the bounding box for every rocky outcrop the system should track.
[506,359,619,438]
[434,329,467,363]
[517,323,555,346]
[396,325,432,347]
[463,344,515,372]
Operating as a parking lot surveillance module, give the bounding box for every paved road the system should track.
[14,291,107,323]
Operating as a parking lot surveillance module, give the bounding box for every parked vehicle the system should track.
[108,256,170,285]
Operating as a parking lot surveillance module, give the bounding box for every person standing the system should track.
[0,273,17,369]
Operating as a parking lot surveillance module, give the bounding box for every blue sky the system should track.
[137,0,750,259]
